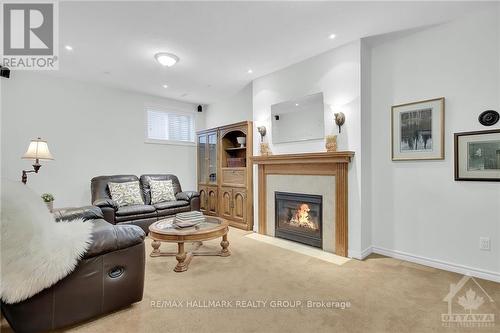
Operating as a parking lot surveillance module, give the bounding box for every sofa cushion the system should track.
[91,174,139,202]
[140,174,182,204]
[156,205,191,217]
[150,179,176,204]
[116,204,155,216]
[115,212,157,223]
[108,181,144,207]
[154,200,189,210]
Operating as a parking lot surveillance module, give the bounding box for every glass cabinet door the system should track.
[198,135,207,183]
[208,132,218,184]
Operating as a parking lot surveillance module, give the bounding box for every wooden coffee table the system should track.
[148,216,230,272]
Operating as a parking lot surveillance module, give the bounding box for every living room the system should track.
[1,1,499,332]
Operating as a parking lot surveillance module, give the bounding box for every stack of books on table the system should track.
[174,211,206,228]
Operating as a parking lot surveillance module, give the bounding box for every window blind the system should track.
[146,109,195,143]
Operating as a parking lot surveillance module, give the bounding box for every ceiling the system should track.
[52,1,493,104]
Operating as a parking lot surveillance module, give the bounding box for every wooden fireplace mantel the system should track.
[252,151,354,164]
[252,151,354,257]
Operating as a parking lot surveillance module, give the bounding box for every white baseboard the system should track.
[371,246,500,283]
[348,246,373,260]
[361,246,374,259]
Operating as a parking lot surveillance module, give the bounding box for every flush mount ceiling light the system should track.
[162,84,168,88]
[155,52,179,67]
[329,34,336,39]
[247,69,253,74]
[64,45,73,51]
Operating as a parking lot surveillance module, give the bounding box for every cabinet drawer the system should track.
[222,168,245,185]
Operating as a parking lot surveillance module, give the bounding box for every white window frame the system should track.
[144,106,196,146]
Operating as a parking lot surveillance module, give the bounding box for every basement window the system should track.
[145,108,195,145]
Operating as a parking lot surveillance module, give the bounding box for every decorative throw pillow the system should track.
[150,179,176,204]
[108,181,144,207]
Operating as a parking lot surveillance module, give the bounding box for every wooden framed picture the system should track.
[391,97,445,161]
[454,129,500,181]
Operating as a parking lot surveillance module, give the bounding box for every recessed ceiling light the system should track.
[162,84,168,88]
[329,34,336,39]
[155,52,179,67]
[295,103,299,106]
[65,45,73,51]
[247,69,253,74]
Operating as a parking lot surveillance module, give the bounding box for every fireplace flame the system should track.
[290,203,317,229]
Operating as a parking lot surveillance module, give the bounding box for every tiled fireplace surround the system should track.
[267,175,335,252]
[252,152,354,257]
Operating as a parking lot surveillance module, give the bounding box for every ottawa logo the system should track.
[442,275,495,328]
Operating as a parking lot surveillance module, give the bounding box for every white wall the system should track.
[1,72,204,207]
[252,41,366,258]
[360,41,372,254]
[204,83,253,129]
[369,6,500,277]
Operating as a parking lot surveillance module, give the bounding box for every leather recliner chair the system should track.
[1,207,146,333]
[91,174,200,233]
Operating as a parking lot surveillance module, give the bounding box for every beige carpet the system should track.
[2,227,499,333]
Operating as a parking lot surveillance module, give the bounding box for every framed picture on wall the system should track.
[391,97,445,161]
[454,129,500,181]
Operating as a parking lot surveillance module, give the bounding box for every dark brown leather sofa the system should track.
[1,207,146,333]
[91,174,200,233]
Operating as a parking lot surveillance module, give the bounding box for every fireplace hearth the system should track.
[275,191,322,248]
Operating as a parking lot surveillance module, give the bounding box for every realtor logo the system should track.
[442,275,495,328]
[1,1,58,69]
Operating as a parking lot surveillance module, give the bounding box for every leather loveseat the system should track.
[1,207,146,333]
[91,174,200,233]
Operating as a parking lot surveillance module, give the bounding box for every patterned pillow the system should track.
[108,181,144,207]
[150,179,176,204]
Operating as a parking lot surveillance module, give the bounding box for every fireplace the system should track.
[274,191,322,248]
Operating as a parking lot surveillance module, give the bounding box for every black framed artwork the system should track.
[454,129,500,181]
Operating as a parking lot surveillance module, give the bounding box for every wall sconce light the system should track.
[21,137,54,184]
[334,112,345,133]
[257,126,267,142]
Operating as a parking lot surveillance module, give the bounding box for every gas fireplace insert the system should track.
[274,191,322,248]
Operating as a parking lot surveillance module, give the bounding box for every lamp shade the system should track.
[22,138,54,160]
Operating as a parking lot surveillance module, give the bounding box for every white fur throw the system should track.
[0,179,93,304]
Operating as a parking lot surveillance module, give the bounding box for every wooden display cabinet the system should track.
[197,130,218,216]
[198,185,218,216]
[197,121,253,230]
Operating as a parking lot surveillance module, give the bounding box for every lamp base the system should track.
[21,162,41,184]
